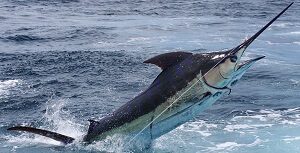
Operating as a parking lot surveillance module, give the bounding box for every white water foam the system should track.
[231,109,300,126]
[224,124,273,132]
[127,37,150,43]
[154,107,300,152]
[0,80,21,97]
[293,41,300,45]
[177,120,217,137]
[283,136,300,142]
[289,31,300,35]
[273,22,293,28]
[265,41,293,45]
[206,139,263,152]
[275,33,300,38]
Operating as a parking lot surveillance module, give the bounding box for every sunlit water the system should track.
[0,0,299,152]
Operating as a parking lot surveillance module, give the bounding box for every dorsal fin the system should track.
[143,52,192,70]
[7,126,75,144]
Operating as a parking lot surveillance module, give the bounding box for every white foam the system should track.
[127,37,150,43]
[233,108,300,123]
[224,124,273,132]
[275,30,300,36]
[289,31,300,35]
[177,120,217,137]
[283,136,300,142]
[290,79,300,85]
[182,128,212,137]
[293,42,300,45]
[188,120,218,129]
[273,23,290,28]
[285,107,300,113]
[0,79,21,97]
[266,41,292,45]
[232,115,267,122]
[208,139,263,151]
[280,120,297,125]
[224,124,252,132]
[259,110,282,120]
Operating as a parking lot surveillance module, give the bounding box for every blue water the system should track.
[0,0,300,152]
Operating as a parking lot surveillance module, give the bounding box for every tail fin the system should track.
[7,126,75,144]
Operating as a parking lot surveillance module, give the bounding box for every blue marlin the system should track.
[8,2,293,148]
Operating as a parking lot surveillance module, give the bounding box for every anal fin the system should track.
[7,126,75,145]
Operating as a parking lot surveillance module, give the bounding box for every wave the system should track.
[1,26,117,44]
[4,35,46,42]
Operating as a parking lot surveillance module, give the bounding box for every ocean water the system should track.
[0,0,300,152]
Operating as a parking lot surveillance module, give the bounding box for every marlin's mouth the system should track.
[237,55,265,70]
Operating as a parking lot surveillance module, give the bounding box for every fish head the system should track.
[202,40,265,89]
[228,55,265,87]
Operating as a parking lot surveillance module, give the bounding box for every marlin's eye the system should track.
[229,55,238,63]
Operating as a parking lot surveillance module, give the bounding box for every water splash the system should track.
[42,98,85,140]
[4,98,85,147]
[3,98,139,152]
